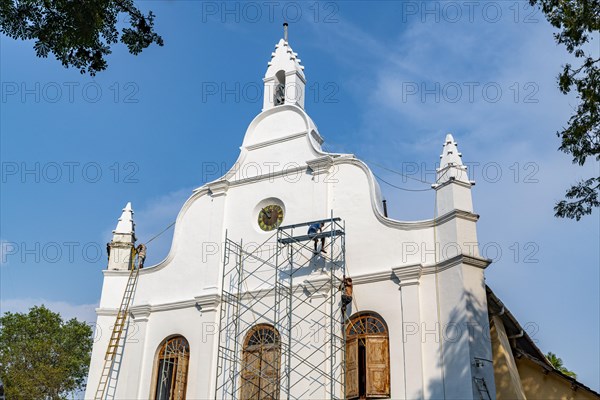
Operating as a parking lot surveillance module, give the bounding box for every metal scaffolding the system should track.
[215,216,347,400]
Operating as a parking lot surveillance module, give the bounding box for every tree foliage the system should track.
[546,351,578,378]
[530,0,600,220]
[0,305,93,400]
[0,0,163,75]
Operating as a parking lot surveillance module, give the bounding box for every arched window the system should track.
[346,312,390,399]
[153,336,190,400]
[274,70,286,106]
[240,324,281,400]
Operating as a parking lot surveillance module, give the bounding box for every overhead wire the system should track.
[142,221,176,245]
[322,142,435,186]
[360,156,434,186]
[372,172,433,192]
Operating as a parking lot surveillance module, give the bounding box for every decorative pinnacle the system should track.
[283,22,288,41]
[439,134,463,168]
[435,133,471,186]
[114,202,135,235]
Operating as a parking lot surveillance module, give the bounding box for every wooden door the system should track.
[346,338,359,399]
[173,351,188,400]
[241,350,261,399]
[260,346,280,399]
[365,337,390,398]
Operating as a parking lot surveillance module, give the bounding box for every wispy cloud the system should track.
[309,4,596,216]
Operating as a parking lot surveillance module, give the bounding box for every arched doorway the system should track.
[346,312,390,399]
[240,324,281,400]
[153,336,190,400]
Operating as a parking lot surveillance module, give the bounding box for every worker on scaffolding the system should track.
[308,222,327,254]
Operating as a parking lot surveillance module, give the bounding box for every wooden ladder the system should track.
[94,247,140,400]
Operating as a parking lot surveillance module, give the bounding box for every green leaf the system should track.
[0,0,163,75]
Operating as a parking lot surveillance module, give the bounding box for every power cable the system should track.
[321,142,434,186]
[143,221,176,245]
[361,156,434,186]
[372,172,433,192]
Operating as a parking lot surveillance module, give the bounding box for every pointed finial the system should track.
[114,202,135,235]
[445,133,455,145]
[108,202,136,270]
[439,133,462,167]
[435,133,470,185]
[283,22,288,42]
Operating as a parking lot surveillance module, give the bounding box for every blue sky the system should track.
[1,0,598,391]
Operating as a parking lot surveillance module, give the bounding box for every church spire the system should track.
[434,133,474,216]
[262,24,306,111]
[436,133,470,185]
[114,202,135,235]
[108,202,136,270]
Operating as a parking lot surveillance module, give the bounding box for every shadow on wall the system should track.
[278,250,343,280]
[424,288,493,400]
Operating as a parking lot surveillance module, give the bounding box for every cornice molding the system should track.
[192,186,210,195]
[392,264,423,287]
[207,180,230,197]
[351,270,394,285]
[306,156,334,176]
[130,304,151,322]
[245,130,308,151]
[109,241,134,249]
[96,307,118,317]
[433,175,473,190]
[153,299,198,312]
[96,293,220,317]
[284,69,307,84]
[435,209,480,225]
[228,165,307,188]
[422,253,492,275]
[193,293,220,315]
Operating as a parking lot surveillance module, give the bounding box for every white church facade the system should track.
[85,30,497,400]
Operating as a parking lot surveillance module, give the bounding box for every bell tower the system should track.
[262,23,306,111]
[430,134,496,398]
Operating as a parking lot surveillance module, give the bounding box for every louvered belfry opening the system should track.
[154,336,190,400]
[346,312,390,399]
[274,70,286,106]
[215,216,347,399]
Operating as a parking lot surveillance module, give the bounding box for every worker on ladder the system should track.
[136,244,147,269]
